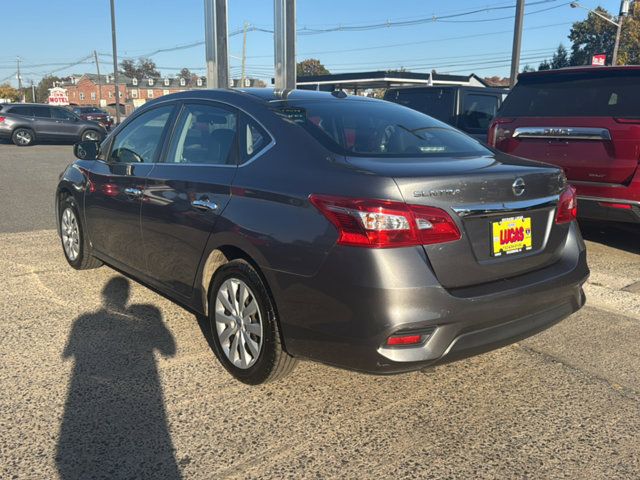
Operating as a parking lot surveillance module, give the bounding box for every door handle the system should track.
[191,199,218,212]
[124,187,143,198]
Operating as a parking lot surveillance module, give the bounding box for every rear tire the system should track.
[12,128,34,146]
[208,259,297,384]
[59,195,102,270]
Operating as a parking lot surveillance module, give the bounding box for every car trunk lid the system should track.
[345,154,568,289]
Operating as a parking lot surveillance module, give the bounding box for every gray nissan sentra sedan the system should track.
[55,88,589,384]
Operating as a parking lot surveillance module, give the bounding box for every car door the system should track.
[457,92,500,142]
[83,104,176,273]
[51,107,83,140]
[31,106,58,140]
[141,101,241,297]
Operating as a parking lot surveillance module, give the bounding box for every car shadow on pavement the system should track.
[56,276,181,480]
[579,220,640,255]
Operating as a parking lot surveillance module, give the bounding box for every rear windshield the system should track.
[500,70,640,117]
[273,100,489,158]
[384,88,455,123]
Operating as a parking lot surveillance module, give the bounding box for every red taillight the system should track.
[555,185,577,224]
[487,117,514,147]
[386,334,423,346]
[598,201,632,210]
[0,116,5,124]
[309,194,461,248]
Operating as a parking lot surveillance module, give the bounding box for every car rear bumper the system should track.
[573,173,640,224]
[268,222,589,374]
[577,196,640,224]
[0,125,12,140]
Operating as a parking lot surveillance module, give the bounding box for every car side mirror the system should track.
[74,141,100,160]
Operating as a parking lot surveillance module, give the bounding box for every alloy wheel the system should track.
[61,207,80,261]
[15,130,32,145]
[83,131,99,141]
[214,278,263,369]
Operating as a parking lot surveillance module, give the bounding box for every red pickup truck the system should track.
[489,66,640,224]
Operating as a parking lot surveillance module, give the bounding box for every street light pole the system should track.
[612,17,623,65]
[110,0,121,125]
[570,1,629,66]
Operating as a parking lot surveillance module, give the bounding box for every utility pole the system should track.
[94,50,103,106]
[110,0,121,124]
[30,80,36,103]
[241,21,248,88]
[16,57,24,103]
[204,0,229,89]
[509,0,525,87]
[274,0,296,92]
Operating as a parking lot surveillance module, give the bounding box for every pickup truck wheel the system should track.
[12,128,34,146]
[59,196,102,270]
[208,259,297,384]
[81,129,102,142]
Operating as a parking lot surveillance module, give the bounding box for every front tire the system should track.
[81,129,102,142]
[12,128,35,146]
[208,259,297,384]
[59,196,102,270]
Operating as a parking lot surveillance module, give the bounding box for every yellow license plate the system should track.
[491,216,532,257]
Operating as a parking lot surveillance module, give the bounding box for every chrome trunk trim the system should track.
[452,195,559,218]
[512,127,611,141]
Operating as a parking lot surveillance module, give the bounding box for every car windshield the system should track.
[500,70,640,117]
[273,100,489,158]
[79,108,105,114]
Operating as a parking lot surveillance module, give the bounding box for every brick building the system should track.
[60,74,265,115]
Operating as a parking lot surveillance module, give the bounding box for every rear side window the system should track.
[501,71,640,117]
[32,106,52,118]
[385,89,455,123]
[460,94,499,130]
[275,100,489,158]
[166,103,237,165]
[8,106,34,116]
[109,105,173,163]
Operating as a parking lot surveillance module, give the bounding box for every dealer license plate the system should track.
[491,216,532,257]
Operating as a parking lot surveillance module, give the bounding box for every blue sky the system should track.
[0,0,623,86]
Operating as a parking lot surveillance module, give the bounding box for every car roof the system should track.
[386,85,508,94]
[519,65,640,79]
[152,88,379,106]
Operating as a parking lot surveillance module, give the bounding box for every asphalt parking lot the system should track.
[1,144,639,479]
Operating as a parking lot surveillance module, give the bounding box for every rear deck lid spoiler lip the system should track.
[452,194,559,218]
[512,127,611,141]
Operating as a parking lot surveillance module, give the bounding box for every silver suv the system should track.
[0,103,106,146]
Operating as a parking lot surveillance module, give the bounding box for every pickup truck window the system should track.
[460,94,499,130]
[387,89,455,124]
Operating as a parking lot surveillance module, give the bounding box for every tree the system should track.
[521,65,536,73]
[296,58,330,77]
[120,57,160,78]
[35,75,62,104]
[538,60,551,71]
[568,5,640,65]
[0,83,20,102]
[550,44,570,69]
[178,68,192,80]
